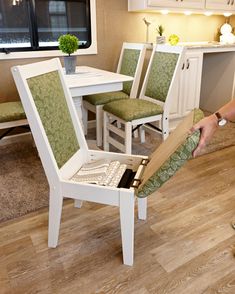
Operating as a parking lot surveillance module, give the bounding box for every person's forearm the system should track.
[216,100,235,122]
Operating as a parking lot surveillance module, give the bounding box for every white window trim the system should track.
[0,0,97,60]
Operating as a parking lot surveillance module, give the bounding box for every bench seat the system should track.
[0,101,26,123]
[0,101,28,140]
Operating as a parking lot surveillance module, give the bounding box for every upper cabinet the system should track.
[147,0,204,9]
[205,0,235,11]
[128,0,235,13]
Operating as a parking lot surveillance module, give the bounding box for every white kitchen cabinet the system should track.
[205,0,235,11]
[170,50,203,128]
[148,0,204,9]
[128,0,235,12]
[128,0,205,11]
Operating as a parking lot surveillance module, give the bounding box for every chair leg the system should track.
[48,187,63,248]
[139,125,146,143]
[103,111,109,151]
[82,104,88,135]
[162,116,169,140]
[119,190,135,266]
[74,199,83,208]
[96,106,103,147]
[137,197,147,220]
[125,122,132,154]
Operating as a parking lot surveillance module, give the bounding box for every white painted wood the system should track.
[137,197,147,220]
[119,189,135,266]
[11,58,148,266]
[48,186,63,248]
[205,0,235,11]
[74,199,83,208]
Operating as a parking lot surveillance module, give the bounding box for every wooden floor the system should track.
[1,146,235,294]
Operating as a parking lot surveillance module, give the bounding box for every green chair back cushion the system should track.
[137,109,204,198]
[27,70,80,169]
[0,101,26,123]
[145,52,179,102]
[120,48,141,96]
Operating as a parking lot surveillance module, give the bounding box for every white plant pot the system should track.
[64,55,77,75]
[156,36,166,44]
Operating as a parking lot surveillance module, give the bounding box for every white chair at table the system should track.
[82,43,147,147]
[11,58,147,266]
[103,45,185,154]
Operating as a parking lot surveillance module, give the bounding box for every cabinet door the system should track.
[148,0,204,9]
[205,0,235,11]
[181,52,203,116]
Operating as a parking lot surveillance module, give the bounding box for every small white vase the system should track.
[64,55,77,75]
[156,36,166,44]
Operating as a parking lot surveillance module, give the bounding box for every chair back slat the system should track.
[145,51,179,103]
[27,70,80,169]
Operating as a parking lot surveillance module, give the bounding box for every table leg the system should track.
[73,96,84,130]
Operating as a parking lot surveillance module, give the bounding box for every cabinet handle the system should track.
[186,59,190,69]
[227,0,230,4]
[231,0,234,4]
[182,63,185,70]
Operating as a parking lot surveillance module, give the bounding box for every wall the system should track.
[0,0,231,103]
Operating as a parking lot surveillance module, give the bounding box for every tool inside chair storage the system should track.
[70,109,204,197]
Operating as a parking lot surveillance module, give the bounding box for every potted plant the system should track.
[156,25,166,44]
[58,34,79,74]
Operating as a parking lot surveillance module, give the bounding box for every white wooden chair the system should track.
[103,45,185,154]
[11,58,147,266]
[82,43,147,147]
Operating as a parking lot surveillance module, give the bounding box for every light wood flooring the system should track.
[1,146,235,294]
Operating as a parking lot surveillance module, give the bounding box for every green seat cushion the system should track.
[137,109,204,198]
[83,91,129,106]
[0,101,26,123]
[103,99,163,121]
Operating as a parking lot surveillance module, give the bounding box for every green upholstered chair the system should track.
[103,45,185,154]
[11,58,149,266]
[0,101,28,140]
[83,43,147,147]
[11,58,203,265]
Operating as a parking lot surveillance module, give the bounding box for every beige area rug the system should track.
[1,120,235,222]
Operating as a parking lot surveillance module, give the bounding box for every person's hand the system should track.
[190,114,218,157]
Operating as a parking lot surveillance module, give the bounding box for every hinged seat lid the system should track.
[137,109,204,198]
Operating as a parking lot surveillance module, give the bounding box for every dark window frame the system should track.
[0,0,92,54]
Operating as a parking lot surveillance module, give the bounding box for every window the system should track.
[0,0,94,55]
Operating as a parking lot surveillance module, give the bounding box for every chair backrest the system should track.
[140,44,185,114]
[11,58,88,185]
[116,42,147,98]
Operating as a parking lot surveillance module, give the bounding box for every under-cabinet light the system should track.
[184,11,192,16]
[204,11,213,16]
[160,10,169,15]
[223,12,232,17]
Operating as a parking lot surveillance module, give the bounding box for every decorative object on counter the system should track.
[168,34,180,46]
[58,34,79,74]
[219,23,235,45]
[143,17,152,43]
[156,25,166,44]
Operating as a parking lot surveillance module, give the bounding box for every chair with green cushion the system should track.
[0,101,28,140]
[103,45,185,154]
[11,58,203,266]
[83,43,147,147]
[11,58,150,266]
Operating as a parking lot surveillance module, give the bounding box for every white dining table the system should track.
[64,66,133,123]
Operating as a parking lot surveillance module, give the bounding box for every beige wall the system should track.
[0,0,232,103]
